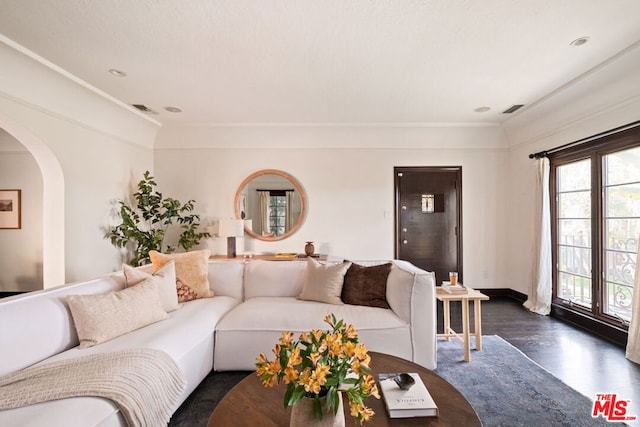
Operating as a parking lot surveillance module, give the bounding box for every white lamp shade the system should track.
[218,219,245,237]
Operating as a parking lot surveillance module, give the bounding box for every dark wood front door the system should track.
[394,166,462,284]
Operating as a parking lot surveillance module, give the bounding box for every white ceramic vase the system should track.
[290,393,345,427]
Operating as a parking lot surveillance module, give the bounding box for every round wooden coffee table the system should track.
[207,351,481,426]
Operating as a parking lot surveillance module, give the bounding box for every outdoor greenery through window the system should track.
[269,194,286,236]
[603,147,640,322]
[557,159,592,310]
[551,128,640,327]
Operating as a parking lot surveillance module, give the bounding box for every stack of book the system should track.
[379,373,438,418]
[441,283,468,294]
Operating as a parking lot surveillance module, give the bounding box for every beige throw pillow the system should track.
[298,258,352,305]
[66,279,169,348]
[123,260,181,312]
[149,250,212,302]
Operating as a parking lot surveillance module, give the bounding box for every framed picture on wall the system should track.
[0,189,21,229]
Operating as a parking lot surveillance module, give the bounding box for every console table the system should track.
[207,351,481,426]
[436,286,489,362]
[210,254,327,262]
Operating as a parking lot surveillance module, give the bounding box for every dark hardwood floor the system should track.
[439,297,640,419]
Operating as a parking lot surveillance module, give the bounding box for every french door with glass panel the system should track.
[552,133,640,329]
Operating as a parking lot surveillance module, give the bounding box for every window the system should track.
[269,193,286,236]
[556,159,592,310]
[550,126,640,330]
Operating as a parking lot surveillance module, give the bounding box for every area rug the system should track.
[435,335,628,427]
[169,336,629,426]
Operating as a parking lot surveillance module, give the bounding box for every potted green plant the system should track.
[107,171,210,266]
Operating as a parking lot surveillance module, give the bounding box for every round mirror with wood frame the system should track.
[234,169,307,241]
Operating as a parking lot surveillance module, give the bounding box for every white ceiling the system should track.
[1,0,639,126]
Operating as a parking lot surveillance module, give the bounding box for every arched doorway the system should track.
[0,114,65,288]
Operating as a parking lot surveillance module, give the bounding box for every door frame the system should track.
[393,166,463,280]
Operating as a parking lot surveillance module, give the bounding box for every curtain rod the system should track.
[528,120,640,159]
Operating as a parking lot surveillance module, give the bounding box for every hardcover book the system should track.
[441,283,468,294]
[379,373,438,418]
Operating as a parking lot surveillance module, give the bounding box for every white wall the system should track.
[155,125,511,289]
[503,42,640,296]
[0,41,159,287]
[0,131,43,291]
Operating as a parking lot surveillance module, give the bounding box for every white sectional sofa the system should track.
[0,258,436,426]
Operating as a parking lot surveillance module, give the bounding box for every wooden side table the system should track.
[436,286,489,362]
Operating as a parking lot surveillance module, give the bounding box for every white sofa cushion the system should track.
[217,296,406,332]
[208,260,245,299]
[0,396,126,427]
[0,274,125,377]
[214,296,411,370]
[46,296,239,365]
[66,279,169,348]
[386,261,418,324]
[244,260,307,299]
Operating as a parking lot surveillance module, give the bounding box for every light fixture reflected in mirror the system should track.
[234,170,307,242]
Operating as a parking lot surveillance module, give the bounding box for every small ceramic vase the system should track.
[305,241,315,256]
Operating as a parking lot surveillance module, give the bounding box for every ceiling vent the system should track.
[132,104,158,114]
[502,104,525,114]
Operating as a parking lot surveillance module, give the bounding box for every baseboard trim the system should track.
[550,303,628,348]
[475,287,628,349]
[475,288,528,303]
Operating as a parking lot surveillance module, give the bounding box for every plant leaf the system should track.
[313,395,322,420]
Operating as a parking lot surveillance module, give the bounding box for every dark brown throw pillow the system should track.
[341,262,393,309]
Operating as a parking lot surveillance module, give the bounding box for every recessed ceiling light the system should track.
[108,69,127,77]
[570,37,590,47]
[474,106,491,113]
[165,106,182,113]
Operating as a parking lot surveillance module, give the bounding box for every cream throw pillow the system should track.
[123,260,181,312]
[66,279,169,348]
[149,250,212,302]
[298,258,352,305]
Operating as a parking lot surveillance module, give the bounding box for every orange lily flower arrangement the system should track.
[256,314,380,423]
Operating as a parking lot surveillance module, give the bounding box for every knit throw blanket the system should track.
[0,348,186,427]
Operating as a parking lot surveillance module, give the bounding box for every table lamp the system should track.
[218,219,244,258]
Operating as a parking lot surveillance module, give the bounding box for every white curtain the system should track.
[626,241,640,364]
[285,191,295,232]
[258,191,270,236]
[524,157,552,315]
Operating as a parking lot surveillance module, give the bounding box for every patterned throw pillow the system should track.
[149,250,212,302]
[176,278,199,302]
